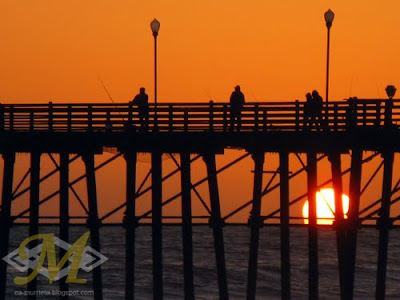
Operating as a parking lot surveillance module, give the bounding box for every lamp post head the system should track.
[150,18,160,37]
[324,9,335,29]
[385,85,396,99]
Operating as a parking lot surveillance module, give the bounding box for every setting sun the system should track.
[302,188,349,225]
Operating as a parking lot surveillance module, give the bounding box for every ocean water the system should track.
[4,226,400,299]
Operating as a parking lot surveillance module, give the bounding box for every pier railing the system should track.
[0,99,398,132]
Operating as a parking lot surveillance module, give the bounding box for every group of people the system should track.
[129,85,246,131]
[304,90,324,129]
[129,86,326,131]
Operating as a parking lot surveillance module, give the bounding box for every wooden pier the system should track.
[0,99,400,299]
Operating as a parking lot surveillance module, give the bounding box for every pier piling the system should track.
[0,152,15,300]
[246,152,264,300]
[204,153,229,300]
[83,154,103,300]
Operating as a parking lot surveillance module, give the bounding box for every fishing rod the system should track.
[98,76,117,104]
[97,76,125,121]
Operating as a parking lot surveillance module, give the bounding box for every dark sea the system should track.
[4,226,400,299]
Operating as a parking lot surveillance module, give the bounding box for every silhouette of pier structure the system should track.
[0,99,400,299]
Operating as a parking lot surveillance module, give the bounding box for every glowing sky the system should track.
[1,1,400,104]
[1,1,400,222]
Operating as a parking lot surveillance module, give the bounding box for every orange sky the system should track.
[1,1,400,223]
[1,1,400,103]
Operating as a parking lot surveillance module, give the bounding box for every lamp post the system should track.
[385,85,396,127]
[385,85,396,99]
[324,9,335,104]
[150,18,160,128]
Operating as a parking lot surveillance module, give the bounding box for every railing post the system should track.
[49,101,54,131]
[295,100,300,131]
[67,105,72,132]
[333,103,338,131]
[223,104,228,132]
[169,104,173,132]
[209,100,214,132]
[0,103,4,132]
[324,101,329,130]
[362,103,367,127]
[88,105,93,131]
[10,105,14,132]
[30,111,34,132]
[353,100,358,127]
[254,104,259,132]
[346,98,357,130]
[384,99,393,127]
[184,109,189,132]
[105,111,112,132]
[263,108,267,131]
[128,101,133,127]
[375,102,381,127]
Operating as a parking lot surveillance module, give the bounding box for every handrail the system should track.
[0,99,398,133]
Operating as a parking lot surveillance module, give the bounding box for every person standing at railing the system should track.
[229,85,245,131]
[346,97,357,130]
[132,87,149,131]
[303,93,313,128]
[311,90,324,130]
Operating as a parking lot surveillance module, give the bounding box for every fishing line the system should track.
[97,76,125,121]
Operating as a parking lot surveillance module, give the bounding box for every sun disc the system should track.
[302,188,349,225]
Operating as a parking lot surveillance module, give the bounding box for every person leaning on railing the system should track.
[131,87,149,131]
[229,85,245,131]
[346,97,357,130]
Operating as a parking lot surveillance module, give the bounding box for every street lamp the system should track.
[385,85,396,126]
[150,18,160,129]
[324,9,335,104]
[385,85,396,99]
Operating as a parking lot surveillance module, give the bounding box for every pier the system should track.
[0,99,400,299]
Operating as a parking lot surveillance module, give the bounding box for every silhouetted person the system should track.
[304,93,313,128]
[230,85,245,131]
[346,97,357,130]
[132,87,149,130]
[311,90,323,130]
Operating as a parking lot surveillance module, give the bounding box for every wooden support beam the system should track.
[59,152,69,298]
[246,152,264,300]
[28,152,41,300]
[345,148,363,300]
[151,152,163,300]
[280,151,291,300]
[376,151,394,299]
[204,153,229,300]
[83,154,103,300]
[329,152,346,299]
[124,152,137,300]
[180,153,194,300]
[307,152,318,300]
[0,152,15,300]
